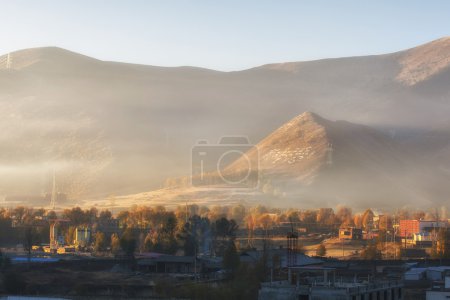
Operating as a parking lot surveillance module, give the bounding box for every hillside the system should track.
[0,38,450,205]
[118,112,450,210]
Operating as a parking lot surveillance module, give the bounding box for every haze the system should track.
[1,2,450,211]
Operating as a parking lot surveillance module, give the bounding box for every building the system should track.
[404,268,427,281]
[339,227,362,240]
[259,266,403,300]
[75,227,91,246]
[240,249,322,268]
[399,220,447,238]
[137,253,199,274]
[426,273,450,299]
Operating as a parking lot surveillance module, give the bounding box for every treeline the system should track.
[0,204,447,256]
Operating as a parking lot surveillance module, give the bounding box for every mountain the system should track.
[108,112,450,211]
[221,112,450,208]
[0,38,450,205]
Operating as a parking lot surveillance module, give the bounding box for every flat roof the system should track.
[288,266,336,271]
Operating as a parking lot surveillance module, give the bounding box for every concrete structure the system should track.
[427,267,450,281]
[339,227,363,240]
[404,268,426,281]
[75,227,91,246]
[259,266,403,300]
[137,254,199,274]
[426,275,450,299]
[239,249,322,268]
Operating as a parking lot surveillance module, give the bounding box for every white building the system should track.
[426,276,450,300]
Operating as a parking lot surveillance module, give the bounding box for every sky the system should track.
[0,0,449,71]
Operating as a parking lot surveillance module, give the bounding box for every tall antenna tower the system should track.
[327,143,334,165]
[50,170,57,210]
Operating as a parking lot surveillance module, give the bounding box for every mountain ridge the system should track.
[1,38,450,206]
[1,37,449,74]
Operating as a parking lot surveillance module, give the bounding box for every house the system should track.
[339,227,362,240]
[399,220,447,238]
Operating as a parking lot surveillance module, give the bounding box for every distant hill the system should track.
[159,112,450,209]
[1,37,450,207]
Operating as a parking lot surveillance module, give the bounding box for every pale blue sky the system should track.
[0,0,449,71]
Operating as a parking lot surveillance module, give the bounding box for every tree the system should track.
[111,233,121,254]
[413,210,426,220]
[431,228,450,259]
[94,232,107,252]
[23,225,35,264]
[120,229,137,258]
[316,244,326,257]
[223,240,240,273]
[360,242,381,260]
[0,250,11,271]
[63,207,89,226]
[46,210,57,220]
[300,210,317,225]
[143,232,153,252]
[177,222,197,256]
[99,210,112,225]
[316,208,335,226]
[230,205,246,226]
[362,209,374,231]
[337,206,353,226]
[152,214,178,254]
[214,217,238,239]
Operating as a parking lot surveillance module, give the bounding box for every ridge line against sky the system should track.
[0,0,449,71]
